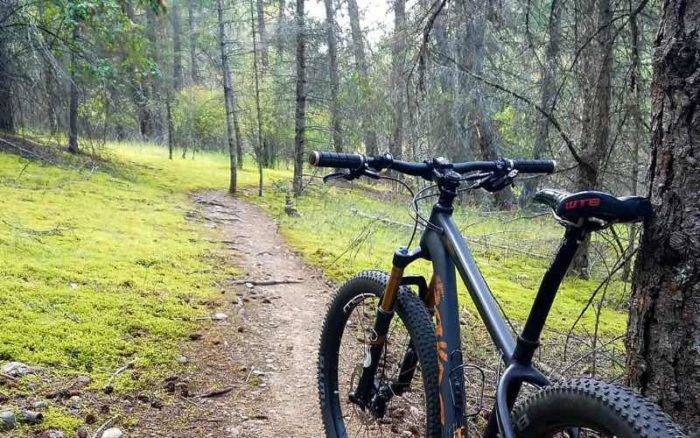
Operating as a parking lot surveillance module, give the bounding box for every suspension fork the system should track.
[392,274,433,395]
[350,248,423,408]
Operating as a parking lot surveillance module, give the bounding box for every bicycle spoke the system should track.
[336,292,427,437]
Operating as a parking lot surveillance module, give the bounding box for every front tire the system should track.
[512,378,686,437]
[317,271,441,437]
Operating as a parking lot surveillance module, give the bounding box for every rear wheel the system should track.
[317,271,441,437]
[512,378,686,437]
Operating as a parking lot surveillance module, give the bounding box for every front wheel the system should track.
[512,378,686,437]
[317,271,441,437]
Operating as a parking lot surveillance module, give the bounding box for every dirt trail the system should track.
[133,191,331,437]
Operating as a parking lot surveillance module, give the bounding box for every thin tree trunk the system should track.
[275,0,285,56]
[571,0,614,278]
[347,0,377,155]
[171,0,184,91]
[0,22,14,134]
[68,26,80,154]
[124,1,154,141]
[621,0,644,281]
[432,6,463,162]
[250,0,264,196]
[187,0,199,84]
[390,0,406,160]
[145,9,164,141]
[520,0,562,207]
[216,0,241,194]
[626,0,700,432]
[166,90,174,159]
[459,0,515,208]
[43,64,60,135]
[256,0,269,71]
[292,0,306,196]
[323,0,342,154]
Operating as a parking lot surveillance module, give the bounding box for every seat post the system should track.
[513,226,587,364]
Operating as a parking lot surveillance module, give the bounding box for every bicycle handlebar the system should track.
[308,151,556,179]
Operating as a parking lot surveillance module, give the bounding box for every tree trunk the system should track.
[570,0,614,278]
[216,0,241,194]
[171,0,184,91]
[323,0,342,154]
[145,9,164,141]
[390,0,406,160]
[275,0,285,56]
[520,0,562,207]
[0,23,14,134]
[347,0,378,155]
[432,6,463,162]
[626,0,700,432]
[256,0,269,71]
[622,1,645,281]
[250,0,264,196]
[459,0,515,208]
[292,0,306,196]
[68,26,80,154]
[187,0,199,84]
[166,90,174,160]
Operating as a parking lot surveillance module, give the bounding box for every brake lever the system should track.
[322,166,380,183]
[479,169,519,192]
[322,172,347,183]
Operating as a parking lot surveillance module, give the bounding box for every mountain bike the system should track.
[311,151,685,437]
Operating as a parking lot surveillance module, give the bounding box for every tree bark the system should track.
[571,0,615,278]
[323,0,342,154]
[347,0,378,155]
[292,0,306,196]
[458,0,515,208]
[520,0,562,207]
[216,0,241,194]
[0,21,14,134]
[390,0,406,160]
[256,0,269,71]
[166,90,174,159]
[145,9,164,141]
[171,0,184,91]
[622,0,645,281]
[68,26,80,154]
[275,0,285,56]
[250,0,264,196]
[626,0,700,432]
[187,0,199,84]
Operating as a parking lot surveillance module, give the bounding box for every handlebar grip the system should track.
[512,159,556,174]
[308,151,366,169]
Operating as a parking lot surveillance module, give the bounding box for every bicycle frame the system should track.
[358,203,587,438]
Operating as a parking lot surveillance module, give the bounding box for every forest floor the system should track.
[131,191,328,437]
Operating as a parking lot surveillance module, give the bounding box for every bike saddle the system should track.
[533,189,653,226]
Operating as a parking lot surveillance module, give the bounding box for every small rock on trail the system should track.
[0,410,16,431]
[101,428,124,438]
[2,361,35,377]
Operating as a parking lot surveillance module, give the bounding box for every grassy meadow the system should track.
[0,141,631,431]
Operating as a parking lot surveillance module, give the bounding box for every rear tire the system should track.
[512,378,686,437]
[317,271,441,437]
